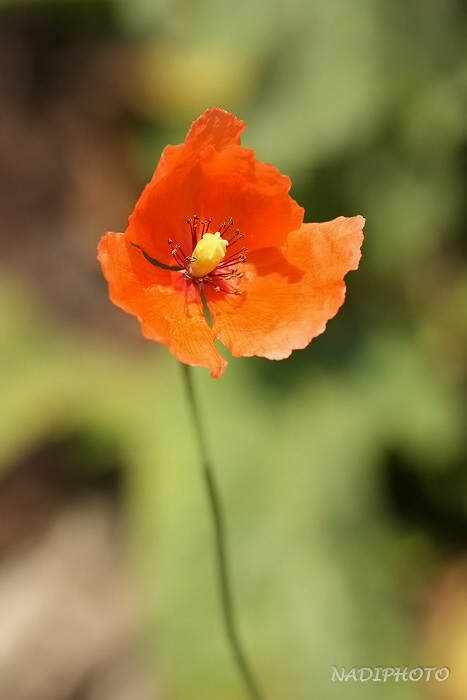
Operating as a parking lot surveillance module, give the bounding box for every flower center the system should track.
[168,216,247,294]
[132,216,247,295]
[189,231,228,278]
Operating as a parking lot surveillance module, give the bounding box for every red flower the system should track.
[98,108,364,378]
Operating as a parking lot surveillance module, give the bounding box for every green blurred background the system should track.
[0,0,466,699]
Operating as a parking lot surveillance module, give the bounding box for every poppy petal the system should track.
[198,148,304,251]
[126,107,303,262]
[98,232,227,377]
[125,153,201,265]
[207,216,364,360]
[185,107,246,151]
[126,109,247,261]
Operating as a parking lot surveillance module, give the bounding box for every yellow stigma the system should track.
[190,231,228,278]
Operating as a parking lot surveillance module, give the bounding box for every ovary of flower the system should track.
[190,232,228,278]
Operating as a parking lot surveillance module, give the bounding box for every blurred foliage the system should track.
[1,0,467,699]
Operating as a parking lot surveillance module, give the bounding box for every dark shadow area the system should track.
[0,428,123,556]
[384,446,467,554]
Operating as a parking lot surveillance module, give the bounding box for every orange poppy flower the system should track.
[98,107,364,378]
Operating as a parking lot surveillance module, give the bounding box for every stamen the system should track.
[201,218,212,235]
[168,238,187,267]
[219,217,234,237]
[216,253,247,269]
[227,229,244,245]
[187,215,199,248]
[212,269,243,281]
[201,276,242,295]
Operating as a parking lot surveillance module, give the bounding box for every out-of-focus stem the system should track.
[180,363,265,700]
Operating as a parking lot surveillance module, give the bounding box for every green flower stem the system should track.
[181,363,265,700]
